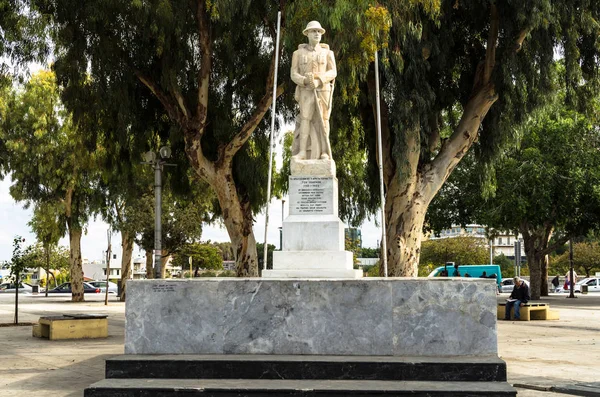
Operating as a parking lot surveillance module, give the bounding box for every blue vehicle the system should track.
[428,263,503,289]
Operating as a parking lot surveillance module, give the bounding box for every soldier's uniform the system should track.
[291,36,337,159]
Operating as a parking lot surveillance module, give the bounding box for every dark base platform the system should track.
[86,379,516,397]
[85,355,516,396]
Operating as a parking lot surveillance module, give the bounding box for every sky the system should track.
[0,174,383,263]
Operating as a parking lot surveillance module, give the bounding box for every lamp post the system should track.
[143,146,174,279]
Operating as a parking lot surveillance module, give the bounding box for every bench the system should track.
[32,314,108,340]
[497,302,559,321]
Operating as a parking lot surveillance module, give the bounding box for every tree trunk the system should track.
[522,233,548,301]
[145,250,154,279]
[68,228,85,302]
[541,254,549,296]
[525,247,542,300]
[384,172,427,276]
[119,231,134,301]
[160,251,169,278]
[377,79,497,276]
[212,170,258,277]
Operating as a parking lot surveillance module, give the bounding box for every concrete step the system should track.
[106,354,507,382]
[85,378,517,396]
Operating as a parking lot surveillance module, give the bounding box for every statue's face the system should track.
[307,29,322,44]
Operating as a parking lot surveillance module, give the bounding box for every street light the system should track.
[142,146,174,279]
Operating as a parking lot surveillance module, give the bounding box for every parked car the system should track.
[560,277,600,293]
[48,282,101,294]
[0,282,33,294]
[500,278,530,293]
[87,281,118,294]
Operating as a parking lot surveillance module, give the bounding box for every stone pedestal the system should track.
[124,278,499,356]
[263,159,362,278]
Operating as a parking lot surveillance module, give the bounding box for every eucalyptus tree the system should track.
[338,1,600,276]
[33,0,392,276]
[28,201,65,294]
[1,70,98,302]
[32,0,291,276]
[0,0,48,83]
[428,104,600,299]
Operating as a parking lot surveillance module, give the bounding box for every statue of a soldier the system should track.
[291,21,337,160]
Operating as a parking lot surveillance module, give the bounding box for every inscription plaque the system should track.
[289,177,335,215]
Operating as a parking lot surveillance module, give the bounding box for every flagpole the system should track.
[374,50,388,277]
[262,11,282,275]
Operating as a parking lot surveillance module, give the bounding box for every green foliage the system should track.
[0,0,49,84]
[344,235,361,265]
[551,242,600,278]
[1,70,98,233]
[419,237,489,268]
[211,241,235,261]
[135,185,210,256]
[21,242,69,272]
[9,236,29,280]
[364,263,381,277]
[360,247,380,258]
[34,0,293,214]
[172,242,223,271]
[256,243,276,270]
[494,253,515,279]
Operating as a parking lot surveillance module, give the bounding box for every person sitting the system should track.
[452,263,460,277]
[464,273,471,277]
[480,271,487,278]
[440,269,448,277]
[504,276,530,320]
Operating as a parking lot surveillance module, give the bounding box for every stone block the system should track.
[282,215,344,251]
[270,250,353,270]
[38,315,108,340]
[125,279,498,357]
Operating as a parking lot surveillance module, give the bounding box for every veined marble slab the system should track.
[125,278,498,357]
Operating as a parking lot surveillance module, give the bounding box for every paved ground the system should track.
[0,291,598,396]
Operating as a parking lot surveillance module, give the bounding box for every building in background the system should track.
[429,224,525,262]
[82,250,131,281]
[345,228,362,249]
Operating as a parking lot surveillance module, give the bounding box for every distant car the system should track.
[48,282,101,294]
[0,282,33,294]
[87,281,118,294]
[500,278,530,293]
[560,277,600,293]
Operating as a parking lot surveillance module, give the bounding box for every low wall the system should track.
[125,278,498,357]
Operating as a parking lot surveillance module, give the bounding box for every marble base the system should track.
[125,278,499,357]
[282,215,344,251]
[270,250,354,269]
[291,158,336,176]
[262,269,363,278]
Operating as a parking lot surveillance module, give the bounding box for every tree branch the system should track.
[219,84,284,168]
[514,28,529,53]
[196,0,212,129]
[539,235,569,257]
[134,70,186,127]
[427,83,498,193]
[483,2,499,86]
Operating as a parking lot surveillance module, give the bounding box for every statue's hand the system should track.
[304,73,315,89]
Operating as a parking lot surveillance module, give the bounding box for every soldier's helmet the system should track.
[303,21,326,36]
